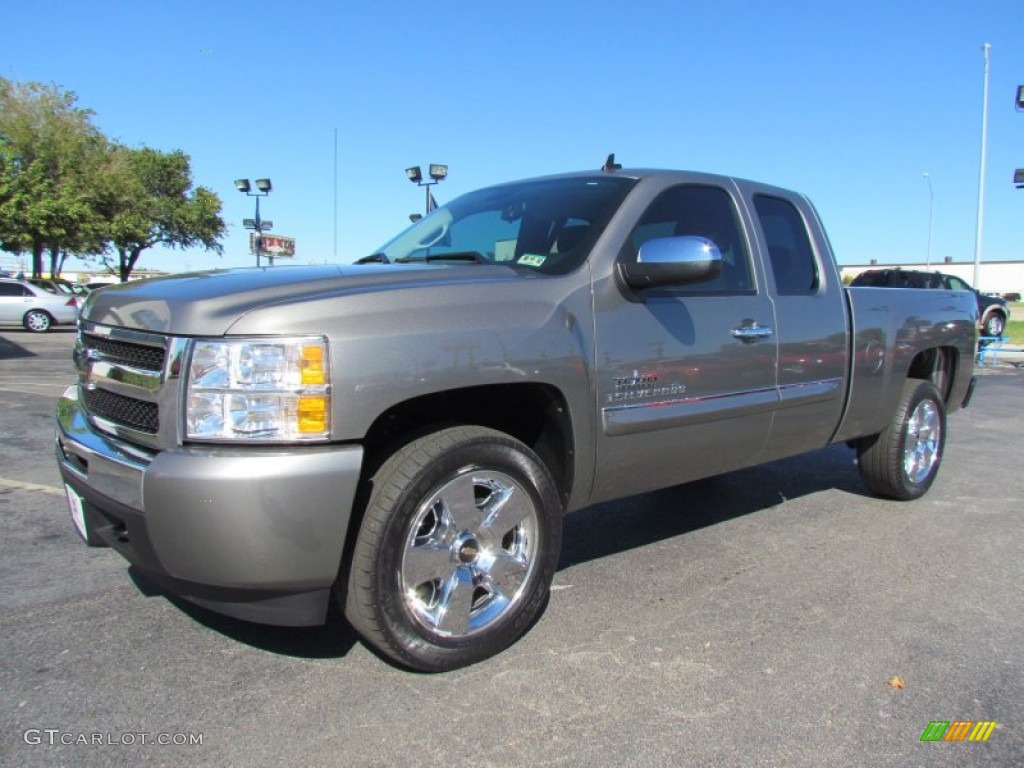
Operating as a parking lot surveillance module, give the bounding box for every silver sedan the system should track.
[0,278,80,332]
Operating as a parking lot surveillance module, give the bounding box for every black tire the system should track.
[24,309,52,333]
[343,426,563,672]
[982,312,1005,338]
[857,379,946,500]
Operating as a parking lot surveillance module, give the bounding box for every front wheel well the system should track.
[333,384,574,632]
[359,384,575,507]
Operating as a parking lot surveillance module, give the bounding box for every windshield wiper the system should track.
[355,252,390,264]
[393,252,488,264]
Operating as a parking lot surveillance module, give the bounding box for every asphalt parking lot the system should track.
[1,328,1021,767]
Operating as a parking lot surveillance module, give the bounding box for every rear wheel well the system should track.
[906,346,957,403]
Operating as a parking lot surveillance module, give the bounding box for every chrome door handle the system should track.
[731,323,773,342]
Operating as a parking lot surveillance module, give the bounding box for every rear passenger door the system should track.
[748,192,849,460]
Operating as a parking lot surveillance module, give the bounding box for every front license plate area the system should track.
[65,484,88,542]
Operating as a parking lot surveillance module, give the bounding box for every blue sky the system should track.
[3,0,1022,275]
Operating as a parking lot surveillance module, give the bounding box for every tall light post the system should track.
[235,178,273,267]
[923,173,934,270]
[1015,86,1024,191]
[973,43,991,287]
[405,164,448,215]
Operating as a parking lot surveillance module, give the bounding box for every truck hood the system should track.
[82,264,527,336]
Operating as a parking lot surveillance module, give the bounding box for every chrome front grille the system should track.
[75,322,187,450]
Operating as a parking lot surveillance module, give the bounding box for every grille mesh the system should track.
[83,334,165,372]
[83,387,159,434]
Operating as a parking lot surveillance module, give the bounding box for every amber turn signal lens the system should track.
[300,344,326,385]
[297,395,328,433]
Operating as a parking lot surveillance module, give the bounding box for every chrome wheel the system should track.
[401,468,539,637]
[903,399,941,484]
[344,426,562,671]
[858,379,946,500]
[983,314,1004,337]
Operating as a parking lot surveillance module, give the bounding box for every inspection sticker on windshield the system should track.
[65,484,88,542]
[517,253,547,267]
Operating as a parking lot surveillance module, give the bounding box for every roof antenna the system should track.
[602,153,621,172]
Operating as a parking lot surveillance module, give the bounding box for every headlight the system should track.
[185,337,330,442]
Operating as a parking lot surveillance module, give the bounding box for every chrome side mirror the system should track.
[620,236,723,291]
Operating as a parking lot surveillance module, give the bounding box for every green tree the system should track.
[0,78,106,278]
[1,77,226,281]
[98,145,225,282]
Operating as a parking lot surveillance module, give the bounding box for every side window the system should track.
[0,283,28,297]
[948,276,971,292]
[626,185,753,293]
[754,195,819,294]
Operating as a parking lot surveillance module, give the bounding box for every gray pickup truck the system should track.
[56,168,977,671]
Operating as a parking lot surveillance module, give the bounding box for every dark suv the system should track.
[850,268,1010,337]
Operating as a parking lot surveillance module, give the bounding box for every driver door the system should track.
[590,183,778,502]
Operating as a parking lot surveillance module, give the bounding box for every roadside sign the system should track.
[250,233,296,258]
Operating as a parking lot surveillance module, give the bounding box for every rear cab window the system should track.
[754,195,819,294]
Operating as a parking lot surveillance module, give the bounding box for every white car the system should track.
[0,278,80,332]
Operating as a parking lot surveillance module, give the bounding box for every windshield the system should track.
[365,175,635,275]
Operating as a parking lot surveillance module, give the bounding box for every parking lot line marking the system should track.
[0,385,66,397]
[0,477,66,496]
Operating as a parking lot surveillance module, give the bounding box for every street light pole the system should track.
[973,43,991,287]
[254,194,264,267]
[1016,85,1024,191]
[235,178,273,267]
[404,164,448,215]
[923,173,934,271]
